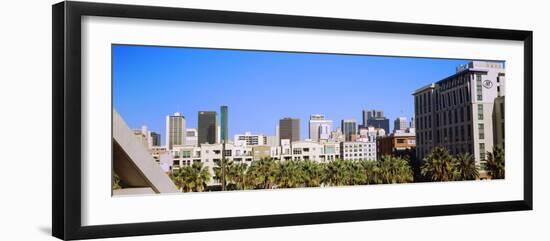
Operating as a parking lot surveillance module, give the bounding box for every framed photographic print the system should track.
[52,1,533,240]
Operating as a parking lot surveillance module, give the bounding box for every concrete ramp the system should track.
[113,109,179,194]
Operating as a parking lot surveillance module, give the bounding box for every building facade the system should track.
[279,118,300,143]
[377,131,416,157]
[234,132,267,146]
[165,113,186,150]
[309,114,333,142]
[493,96,505,149]
[413,61,505,169]
[220,105,228,143]
[393,117,409,133]
[184,128,198,147]
[363,109,390,133]
[341,119,357,142]
[340,137,377,161]
[198,111,217,145]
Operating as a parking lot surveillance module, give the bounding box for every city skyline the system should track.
[113,44,471,145]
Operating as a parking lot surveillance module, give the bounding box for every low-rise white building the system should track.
[234,132,267,146]
[340,136,377,161]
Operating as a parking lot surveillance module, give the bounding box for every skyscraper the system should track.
[309,114,333,142]
[393,117,409,133]
[198,111,217,145]
[150,132,161,146]
[363,109,390,134]
[220,105,228,143]
[166,112,186,150]
[279,118,300,143]
[341,119,357,142]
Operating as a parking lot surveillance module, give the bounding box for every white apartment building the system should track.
[234,132,267,146]
[185,128,198,147]
[340,136,377,161]
[413,61,505,169]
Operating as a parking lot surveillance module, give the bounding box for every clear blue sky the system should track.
[113,45,469,144]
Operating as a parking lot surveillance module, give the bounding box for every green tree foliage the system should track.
[168,146,495,192]
[170,161,211,192]
[485,145,505,179]
[455,152,479,180]
[421,146,457,181]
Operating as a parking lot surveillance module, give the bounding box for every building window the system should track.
[478,123,485,139]
[461,126,465,141]
[479,143,486,160]
[415,96,419,114]
[466,105,471,121]
[454,109,458,123]
[476,74,483,101]
[453,91,457,106]
[428,93,431,112]
[478,104,484,120]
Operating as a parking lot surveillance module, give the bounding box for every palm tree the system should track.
[170,166,194,192]
[421,146,456,182]
[379,155,413,184]
[360,160,382,184]
[227,162,248,190]
[454,153,479,180]
[345,160,367,185]
[299,160,324,187]
[190,161,211,192]
[486,145,505,179]
[246,158,278,189]
[170,162,211,192]
[323,159,348,186]
[213,158,233,189]
[276,160,304,188]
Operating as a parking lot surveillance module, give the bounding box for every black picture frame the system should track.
[52,1,533,240]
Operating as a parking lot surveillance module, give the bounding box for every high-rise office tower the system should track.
[309,114,333,142]
[341,119,357,142]
[220,105,228,143]
[150,132,161,146]
[363,109,390,134]
[198,111,217,145]
[279,118,300,143]
[166,112,186,150]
